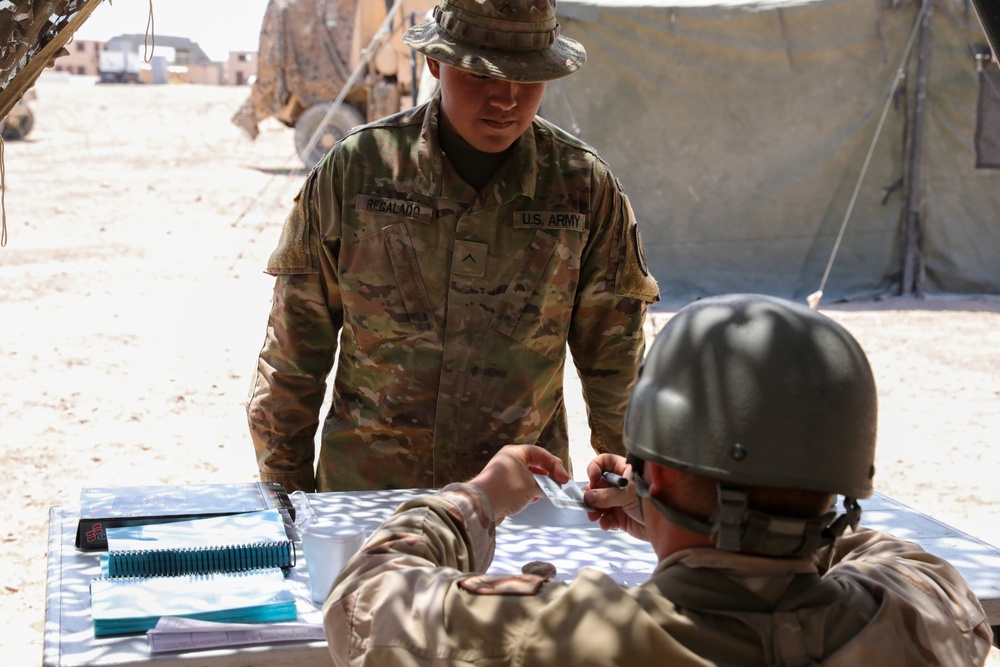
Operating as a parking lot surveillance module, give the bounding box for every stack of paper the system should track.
[90,567,297,638]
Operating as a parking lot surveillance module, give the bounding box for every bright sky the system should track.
[73,0,272,62]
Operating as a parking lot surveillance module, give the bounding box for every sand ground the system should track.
[1,76,998,663]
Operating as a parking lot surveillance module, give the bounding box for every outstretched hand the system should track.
[469,445,571,525]
[582,454,647,542]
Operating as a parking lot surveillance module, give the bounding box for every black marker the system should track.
[601,470,629,488]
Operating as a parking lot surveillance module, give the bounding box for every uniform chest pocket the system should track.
[339,223,436,352]
[491,230,580,362]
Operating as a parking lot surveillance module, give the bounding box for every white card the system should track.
[533,475,592,511]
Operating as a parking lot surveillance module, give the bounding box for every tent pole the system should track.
[901,0,934,297]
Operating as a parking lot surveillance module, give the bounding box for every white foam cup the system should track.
[301,522,366,605]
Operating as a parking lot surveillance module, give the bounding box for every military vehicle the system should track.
[1,91,36,141]
[98,48,142,84]
[231,0,437,168]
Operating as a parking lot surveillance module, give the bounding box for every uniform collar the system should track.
[658,547,819,577]
[652,548,824,616]
[416,92,539,204]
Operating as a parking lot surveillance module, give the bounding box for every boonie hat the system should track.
[403,0,586,82]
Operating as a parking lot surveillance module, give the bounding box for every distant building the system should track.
[228,52,257,86]
[53,39,104,76]
[51,34,256,86]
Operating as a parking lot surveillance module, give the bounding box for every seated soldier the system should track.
[322,293,994,665]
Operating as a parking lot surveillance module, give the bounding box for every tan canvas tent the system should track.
[1,0,998,307]
[542,0,1000,304]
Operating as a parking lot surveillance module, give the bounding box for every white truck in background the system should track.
[98,49,142,84]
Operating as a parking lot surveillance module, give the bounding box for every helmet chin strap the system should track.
[633,473,862,558]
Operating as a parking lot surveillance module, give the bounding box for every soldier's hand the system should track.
[470,445,571,525]
[583,454,647,542]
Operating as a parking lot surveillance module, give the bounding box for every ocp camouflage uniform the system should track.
[324,485,995,666]
[247,93,660,492]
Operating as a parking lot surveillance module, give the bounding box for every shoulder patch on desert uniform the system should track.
[458,574,546,596]
[266,185,318,275]
[614,193,659,303]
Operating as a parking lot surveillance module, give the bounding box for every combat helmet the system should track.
[624,293,878,557]
[403,0,587,82]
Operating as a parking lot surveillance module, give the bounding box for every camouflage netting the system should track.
[232,0,360,139]
[0,0,59,90]
[0,0,105,119]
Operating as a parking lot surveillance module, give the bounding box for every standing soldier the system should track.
[246,0,660,492]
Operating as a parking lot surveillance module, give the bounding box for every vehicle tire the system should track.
[294,102,365,169]
[1,107,34,140]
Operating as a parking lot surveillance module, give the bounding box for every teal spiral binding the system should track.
[105,539,295,577]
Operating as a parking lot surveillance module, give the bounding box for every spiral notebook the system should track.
[100,509,295,578]
[90,567,297,637]
[76,481,294,551]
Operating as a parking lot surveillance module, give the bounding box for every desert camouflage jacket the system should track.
[324,485,994,666]
[247,94,660,492]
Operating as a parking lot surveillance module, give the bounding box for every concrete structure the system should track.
[106,34,212,67]
[106,34,221,84]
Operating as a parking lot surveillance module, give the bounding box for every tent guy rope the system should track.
[807,0,927,310]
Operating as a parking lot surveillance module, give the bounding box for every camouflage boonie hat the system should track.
[403,0,587,82]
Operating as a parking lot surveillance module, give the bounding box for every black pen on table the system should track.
[601,470,629,488]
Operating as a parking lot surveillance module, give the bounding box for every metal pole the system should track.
[901,0,934,297]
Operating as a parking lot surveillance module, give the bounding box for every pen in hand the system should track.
[601,470,629,488]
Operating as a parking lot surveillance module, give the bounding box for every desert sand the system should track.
[1,75,997,662]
